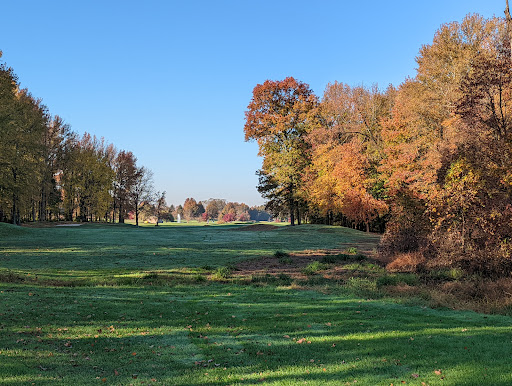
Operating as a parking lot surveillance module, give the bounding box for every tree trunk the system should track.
[289,200,295,226]
[135,201,139,227]
[11,168,19,225]
[296,206,301,225]
[118,202,124,223]
[12,192,18,225]
[40,189,47,221]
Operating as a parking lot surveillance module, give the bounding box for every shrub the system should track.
[213,266,232,279]
[277,273,292,282]
[302,261,329,276]
[194,274,206,282]
[346,277,377,293]
[386,252,426,272]
[274,250,290,258]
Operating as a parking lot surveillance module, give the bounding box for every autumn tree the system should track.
[204,198,226,221]
[306,83,392,231]
[183,197,203,220]
[244,77,318,225]
[378,13,512,274]
[130,166,153,227]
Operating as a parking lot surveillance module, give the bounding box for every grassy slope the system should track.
[0,222,379,283]
[1,223,511,385]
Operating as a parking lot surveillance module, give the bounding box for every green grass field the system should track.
[1,222,512,385]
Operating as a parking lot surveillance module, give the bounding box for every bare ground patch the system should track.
[234,249,381,281]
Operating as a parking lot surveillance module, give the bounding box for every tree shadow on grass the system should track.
[1,285,511,385]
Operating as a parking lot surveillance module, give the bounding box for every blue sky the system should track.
[0,0,504,206]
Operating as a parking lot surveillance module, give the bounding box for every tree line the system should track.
[169,198,271,223]
[0,51,153,225]
[244,11,512,275]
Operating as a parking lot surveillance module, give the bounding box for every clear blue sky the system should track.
[0,0,504,207]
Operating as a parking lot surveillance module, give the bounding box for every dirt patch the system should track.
[233,224,280,231]
[234,249,378,281]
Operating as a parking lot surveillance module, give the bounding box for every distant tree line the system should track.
[245,12,512,275]
[0,51,153,225]
[170,198,271,223]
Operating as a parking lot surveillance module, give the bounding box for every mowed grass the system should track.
[0,222,378,285]
[1,222,512,385]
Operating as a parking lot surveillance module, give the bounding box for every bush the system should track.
[346,277,377,293]
[194,274,206,282]
[213,266,232,279]
[302,261,329,276]
[274,250,290,258]
[386,252,426,272]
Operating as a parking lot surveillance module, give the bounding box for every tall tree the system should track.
[306,83,393,231]
[244,77,318,225]
[204,199,226,221]
[183,197,202,220]
[130,166,153,227]
[114,150,137,223]
[39,115,70,221]
[0,80,47,224]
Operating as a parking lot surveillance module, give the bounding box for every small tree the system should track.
[154,191,166,226]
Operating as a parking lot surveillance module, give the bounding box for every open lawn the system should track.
[1,222,512,385]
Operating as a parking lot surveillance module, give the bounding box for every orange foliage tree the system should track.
[244,77,318,225]
[306,83,392,231]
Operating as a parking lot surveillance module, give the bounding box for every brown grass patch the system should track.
[235,250,328,280]
[386,252,426,272]
[234,249,382,282]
